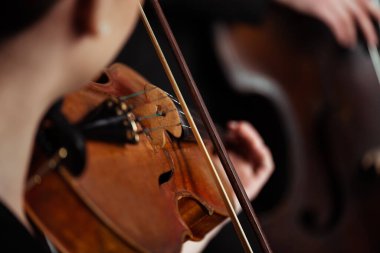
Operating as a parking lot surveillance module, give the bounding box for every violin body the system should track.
[225,6,380,253]
[25,63,229,253]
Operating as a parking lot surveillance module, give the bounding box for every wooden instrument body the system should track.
[25,64,229,253]
[224,6,380,253]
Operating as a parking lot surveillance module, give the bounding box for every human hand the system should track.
[217,121,274,201]
[276,0,380,47]
[181,121,273,253]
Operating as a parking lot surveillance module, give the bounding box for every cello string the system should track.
[137,2,254,253]
[368,0,380,85]
[368,46,380,85]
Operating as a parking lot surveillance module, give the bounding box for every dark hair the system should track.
[0,1,58,41]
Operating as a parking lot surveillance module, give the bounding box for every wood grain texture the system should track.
[25,63,229,253]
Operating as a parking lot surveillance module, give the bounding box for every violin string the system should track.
[137,2,253,253]
[144,94,178,105]
[139,122,189,134]
[161,90,181,105]
[116,86,187,126]
[119,89,145,101]
[122,90,182,113]
[119,86,157,101]
[136,108,177,121]
[135,109,190,134]
[136,112,164,121]
[118,84,180,107]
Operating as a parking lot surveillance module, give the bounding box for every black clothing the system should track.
[0,202,49,253]
[162,0,270,23]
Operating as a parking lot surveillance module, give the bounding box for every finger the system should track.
[225,120,263,149]
[362,0,380,21]
[233,122,265,152]
[350,0,378,46]
[224,122,240,148]
[317,3,356,47]
[227,120,239,130]
[225,122,275,200]
[242,146,274,196]
[236,121,264,146]
[255,146,275,176]
[332,0,358,47]
[233,122,273,169]
[229,151,272,200]
[226,121,274,174]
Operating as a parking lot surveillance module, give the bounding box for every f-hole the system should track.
[159,149,175,185]
[159,169,173,185]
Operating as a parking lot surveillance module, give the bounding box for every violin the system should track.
[25,63,231,253]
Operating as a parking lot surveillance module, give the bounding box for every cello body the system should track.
[223,6,380,253]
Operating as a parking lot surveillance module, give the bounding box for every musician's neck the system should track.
[0,32,68,230]
[0,76,50,231]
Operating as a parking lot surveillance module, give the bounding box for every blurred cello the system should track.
[218,5,380,253]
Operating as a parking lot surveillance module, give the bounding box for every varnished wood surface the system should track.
[226,6,380,253]
[26,64,230,253]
